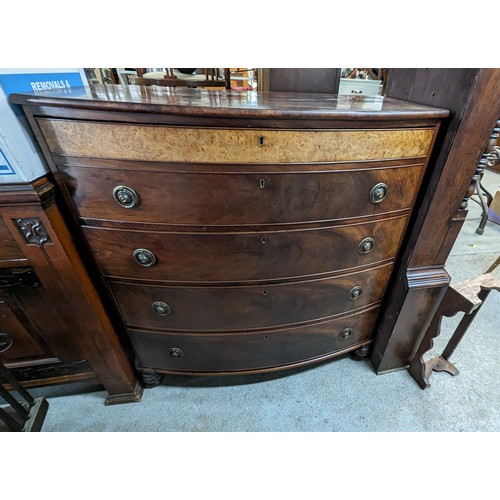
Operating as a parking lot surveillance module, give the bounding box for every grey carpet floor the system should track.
[24,170,500,432]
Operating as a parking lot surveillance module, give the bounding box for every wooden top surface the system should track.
[10,85,449,121]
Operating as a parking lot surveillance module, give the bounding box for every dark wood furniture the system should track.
[10,87,448,382]
[0,359,48,431]
[0,178,142,404]
[266,69,341,94]
[409,268,500,389]
[486,119,500,174]
[371,68,500,374]
[135,69,231,89]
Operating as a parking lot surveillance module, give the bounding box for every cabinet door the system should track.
[0,270,81,367]
[0,297,53,364]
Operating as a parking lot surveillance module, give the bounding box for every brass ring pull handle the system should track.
[348,286,362,300]
[168,347,184,359]
[370,183,388,204]
[338,328,353,339]
[0,333,13,353]
[358,237,374,254]
[152,301,171,316]
[133,248,157,267]
[113,185,139,208]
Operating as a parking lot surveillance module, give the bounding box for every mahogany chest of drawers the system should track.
[11,86,448,382]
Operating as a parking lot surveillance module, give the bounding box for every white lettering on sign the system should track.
[29,80,72,93]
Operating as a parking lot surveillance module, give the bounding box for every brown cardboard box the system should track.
[488,190,500,225]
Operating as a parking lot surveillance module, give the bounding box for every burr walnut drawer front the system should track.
[109,263,392,332]
[83,215,407,283]
[129,305,379,373]
[38,119,435,163]
[60,164,423,225]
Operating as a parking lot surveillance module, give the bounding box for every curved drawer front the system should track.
[109,263,392,331]
[83,216,407,283]
[39,119,435,163]
[129,305,379,373]
[61,164,423,225]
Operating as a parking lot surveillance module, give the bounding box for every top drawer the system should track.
[38,119,435,164]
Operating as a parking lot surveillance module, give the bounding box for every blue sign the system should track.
[0,72,84,95]
[0,71,87,116]
[0,148,16,176]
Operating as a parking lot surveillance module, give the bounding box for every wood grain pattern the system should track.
[0,217,25,261]
[61,164,424,225]
[10,86,449,122]
[83,215,407,283]
[12,85,450,378]
[0,299,50,362]
[372,68,500,373]
[130,305,380,373]
[39,119,435,163]
[109,263,393,332]
[0,178,142,402]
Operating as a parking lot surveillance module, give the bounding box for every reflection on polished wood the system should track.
[11,85,449,121]
[11,86,447,379]
[60,163,424,225]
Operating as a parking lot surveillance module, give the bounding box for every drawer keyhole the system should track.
[258,136,266,147]
[259,179,266,189]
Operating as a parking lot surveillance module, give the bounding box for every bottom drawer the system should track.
[130,305,379,373]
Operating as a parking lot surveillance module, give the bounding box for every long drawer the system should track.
[109,263,392,332]
[83,215,407,283]
[60,164,423,225]
[38,119,435,163]
[130,305,379,373]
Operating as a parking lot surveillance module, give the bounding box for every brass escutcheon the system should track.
[339,328,352,339]
[133,248,157,267]
[113,185,139,208]
[370,183,388,204]
[168,347,184,359]
[358,237,374,254]
[0,333,13,353]
[152,301,171,316]
[348,286,362,300]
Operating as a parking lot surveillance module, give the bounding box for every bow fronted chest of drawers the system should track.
[11,87,448,381]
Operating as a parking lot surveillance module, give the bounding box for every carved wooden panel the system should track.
[14,218,52,246]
